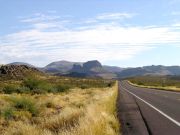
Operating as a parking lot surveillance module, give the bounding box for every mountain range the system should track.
[4,61,180,79]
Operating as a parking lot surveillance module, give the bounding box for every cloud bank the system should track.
[1,12,180,66]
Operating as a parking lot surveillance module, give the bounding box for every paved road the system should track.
[119,81,180,135]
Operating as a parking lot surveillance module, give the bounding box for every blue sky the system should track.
[1,0,180,67]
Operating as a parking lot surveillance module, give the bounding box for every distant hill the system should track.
[117,65,180,78]
[58,60,117,79]
[42,60,82,74]
[8,62,35,67]
[0,65,43,80]
[103,65,123,73]
[5,61,180,79]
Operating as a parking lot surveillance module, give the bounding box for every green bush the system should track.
[3,85,32,94]
[23,77,55,94]
[3,85,18,94]
[107,82,113,87]
[55,84,71,93]
[1,76,115,94]
[80,84,89,89]
[137,82,144,85]
[16,87,31,94]
[38,82,54,92]
[23,78,41,90]
[45,101,55,108]
[10,97,39,116]
[31,89,46,94]
[1,107,14,120]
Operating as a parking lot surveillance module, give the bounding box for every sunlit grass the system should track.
[0,81,120,135]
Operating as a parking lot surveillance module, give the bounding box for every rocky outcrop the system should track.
[0,65,41,79]
[70,60,103,73]
[83,60,102,71]
[8,62,34,67]
[71,64,83,73]
[65,60,117,78]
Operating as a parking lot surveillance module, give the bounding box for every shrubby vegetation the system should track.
[3,85,19,94]
[0,70,119,135]
[0,76,115,94]
[0,81,120,135]
[1,96,39,120]
[10,97,39,116]
[128,75,180,91]
[1,107,14,120]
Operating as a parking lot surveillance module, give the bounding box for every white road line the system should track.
[121,85,180,127]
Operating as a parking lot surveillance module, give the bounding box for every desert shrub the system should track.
[32,89,47,94]
[38,82,54,93]
[107,82,114,87]
[16,87,31,94]
[1,107,14,120]
[42,107,83,132]
[137,82,144,85]
[3,85,19,94]
[23,77,55,94]
[3,85,32,94]
[23,78,41,90]
[45,101,55,108]
[10,97,39,116]
[55,84,71,93]
[80,84,89,89]
[47,77,115,89]
[129,76,180,88]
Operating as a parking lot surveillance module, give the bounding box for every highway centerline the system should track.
[121,85,180,127]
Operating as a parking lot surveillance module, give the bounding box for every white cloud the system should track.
[172,23,180,27]
[96,13,135,20]
[1,12,180,66]
[21,13,60,23]
[84,13,135,24]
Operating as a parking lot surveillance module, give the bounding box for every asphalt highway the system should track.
[119,81,180,135]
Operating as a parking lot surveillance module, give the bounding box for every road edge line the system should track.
[122,86,180,127]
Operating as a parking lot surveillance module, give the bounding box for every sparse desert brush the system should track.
[55,84,71,93]
[80,84,89,89]
[0,76,119,135]
[75,82,119,135]
[1,107,15,120]
[3,121,52,135]
[0,74,115,94]
[6,96,39,117]
[23,77,41,90]
[42,107,84,133]
[58,82,120,135]
[3,85,19,94]
[129,75,180,91]
[45,101,55,108]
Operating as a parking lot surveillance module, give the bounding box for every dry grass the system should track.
[0,82,120,135]
[61,82,120,135]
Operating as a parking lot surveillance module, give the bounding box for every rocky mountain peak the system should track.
[83,60,102,70]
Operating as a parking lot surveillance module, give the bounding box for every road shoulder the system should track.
[117,82,149,135]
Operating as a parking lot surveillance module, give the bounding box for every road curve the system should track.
[119,81,180,135]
